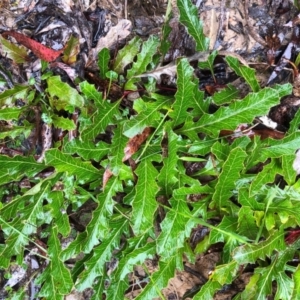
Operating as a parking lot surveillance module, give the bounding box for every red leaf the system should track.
[285,229,300,244]
[2,31,63,62]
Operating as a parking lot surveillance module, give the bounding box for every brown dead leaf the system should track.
[220,125,285,141]
[50,62,77,81]
[89,19,132,63]
[103,167,113,189]
[123,127,152,161]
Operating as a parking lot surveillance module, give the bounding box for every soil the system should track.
[0,0,300,299]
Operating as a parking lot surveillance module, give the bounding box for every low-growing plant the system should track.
[1,0,300,299]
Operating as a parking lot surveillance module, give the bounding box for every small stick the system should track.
[124,0,128,19]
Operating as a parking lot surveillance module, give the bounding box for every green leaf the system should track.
[80,81,102,105]
[47,191,71,236]
[105,70,118,80]
[275,271,293,300]
[177,0,209,51]
[288,108,300,134]
[135,255,176,300]
[63,139,110,162]
[173,184,213,198]
[157,195,195,259]
[123,96,171,138]
[1,180,51,259]
[106,280,129,300]
[62,35,80,64]
[8,289,26,300]
[38,228,72,298]
[52,115,76,131]
[211,260,239,285]
[268,199,300,226]
[282,154,297,185]
[60,233,86,262]
[238,206,258,240]
[37,268,58,299]
[113,241,156,281]
[260,132,300,160]
[254,266,274,299]
[190,82,209,116]
[238,188,264,211]
[0,35,28,63]
[0,155,45,185]
[131,158,159,235]
[0,107,23,120]
[212,147,247,209]
[209,216,241,262]
[226,56,260,92]
[211,140,230,162]
[81,100,120,140]
[179,84,291,138]
[157,125,179,195]
[127,35,160,78]
[108,123,128,175]
[81,178,120,253]
[209,216,237,244]
[91,275,106,300]
[241,273,260,299]
[76,219,128,291]
[47,226,73,294]
[292,265,300,300]
[0,84,28,106]
[98,48,110,79]
[0,125,32,140]
[0,177,47,220]
[198,50,218,79]
[188,138,216,155]
[47,76,84,112]
[45,149,99,183]
[169,58,196,126]
[212,84,239,105]
[253,244,297,300]
[159,18,172,57]
[233,230,285,264]
[250,159,280,196]
[113,37,142,74]
[194,280,222,300]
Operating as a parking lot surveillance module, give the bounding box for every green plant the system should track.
[1,0,300,299]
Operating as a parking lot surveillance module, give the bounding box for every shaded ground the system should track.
[0,0,300,299]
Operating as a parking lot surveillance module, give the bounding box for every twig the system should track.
[124,0,127,19]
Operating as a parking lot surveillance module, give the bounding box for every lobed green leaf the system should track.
[131,158,159,235]
[98,48,110,79]
[47,76,84,112]
[177,0,209,51]
[45,149,99,183]
[135,255,177,299]
[212,147,247,209]
[169,58,196,126]
[80,100,120,140]
[113,37,142,74]
[233,230,285,264]
[226,56,260,92]
[179,84,291,137]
